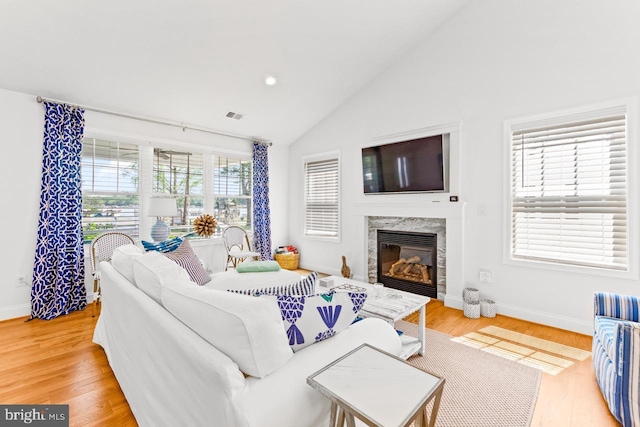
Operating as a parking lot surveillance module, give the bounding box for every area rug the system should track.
[396,320,541,427]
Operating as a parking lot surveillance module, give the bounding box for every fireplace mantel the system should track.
[353,201,465,220]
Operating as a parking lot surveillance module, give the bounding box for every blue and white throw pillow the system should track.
[228,272,318,296]
[142,237,183,253]
[260,290,367,352]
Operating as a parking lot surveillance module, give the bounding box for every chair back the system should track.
[222,226,251,253]
[90,232,136,275]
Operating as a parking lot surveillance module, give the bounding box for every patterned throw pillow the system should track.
[227,271,318,296]
[141,237,183,253]
[260,290,368,352]
[162,239,211,285]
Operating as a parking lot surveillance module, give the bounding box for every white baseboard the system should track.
[0,295,96,322]
[0,303,31,321]
[444,295,592,335]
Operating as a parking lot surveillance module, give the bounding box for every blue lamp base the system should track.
[151,219,170,242]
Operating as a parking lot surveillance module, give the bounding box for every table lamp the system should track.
[148,197,178,241]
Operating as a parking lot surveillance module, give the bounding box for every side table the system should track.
[307,344,445,427]
[323,276,430,359]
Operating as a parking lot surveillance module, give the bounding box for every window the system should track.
[507,104,630,272]
[153,148,204,236]
[304,153,340,239]
[82,136,253,243]
[213,156,252,230]
[81,138,139,242]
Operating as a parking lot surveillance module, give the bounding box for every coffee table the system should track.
[322,276,430,359]
[307,344,445,427]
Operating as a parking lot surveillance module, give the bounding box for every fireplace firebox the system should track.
[377,230,437,298]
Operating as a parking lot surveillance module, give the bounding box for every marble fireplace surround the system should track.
[368,216,446,299]
[354,202,465,305]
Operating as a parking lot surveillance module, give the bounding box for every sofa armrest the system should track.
[614,321,640,426]
[614,321,640,372]
[594,292,640,322]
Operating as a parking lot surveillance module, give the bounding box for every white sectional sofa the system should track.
[93,245,402,427]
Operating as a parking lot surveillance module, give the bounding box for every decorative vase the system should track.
[341,256,351,279]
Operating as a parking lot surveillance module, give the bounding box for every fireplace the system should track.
[377,229,437,298]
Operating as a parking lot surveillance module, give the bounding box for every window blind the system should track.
[212,155,252,229]
[304,157,339,238]
[81,138,140,242]
[510,111,628,270]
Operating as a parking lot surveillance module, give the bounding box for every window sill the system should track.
[503,255,638,281]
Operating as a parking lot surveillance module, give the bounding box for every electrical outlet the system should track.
[479,270,492,284]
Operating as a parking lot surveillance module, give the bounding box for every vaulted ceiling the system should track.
[0,0,470,145]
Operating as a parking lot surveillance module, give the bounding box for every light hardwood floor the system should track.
[0,298,618,426]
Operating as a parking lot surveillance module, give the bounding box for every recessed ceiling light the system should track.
[265,75,277,86]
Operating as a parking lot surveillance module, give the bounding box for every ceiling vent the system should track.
[225,111,244,120]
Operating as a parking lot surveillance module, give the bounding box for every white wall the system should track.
[0,87,289,320]
[0,89,44,319]
[287,0,640,334]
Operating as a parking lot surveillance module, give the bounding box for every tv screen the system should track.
[362,135,445,194]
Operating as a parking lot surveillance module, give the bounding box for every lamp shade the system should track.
[147,197,178,217]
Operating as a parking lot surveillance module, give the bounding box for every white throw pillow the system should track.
[259,290,368,352]
[110,244,144,285]
[161,283,293,378]
[133,251,193,304]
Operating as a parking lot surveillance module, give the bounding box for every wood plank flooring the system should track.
[0,298,618,426]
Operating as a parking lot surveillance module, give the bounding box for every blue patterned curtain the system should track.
[31,102,86,320]
[252,142,272,260]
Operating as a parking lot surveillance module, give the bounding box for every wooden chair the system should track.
[222,226,260,270]
[90,232,136,316]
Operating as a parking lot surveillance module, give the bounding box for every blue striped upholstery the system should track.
[593,292,640,427]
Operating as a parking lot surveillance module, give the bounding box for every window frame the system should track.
[211,154,253,232]
[302,150,341,242]
[503,98,638,279]
[151,148,206,236]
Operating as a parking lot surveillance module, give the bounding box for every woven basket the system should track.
[480,299,497,318]
[463,287,480,303]
[464,301,481,319]
[274,253,300,270]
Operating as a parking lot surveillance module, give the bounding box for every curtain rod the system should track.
[35,95,272,146]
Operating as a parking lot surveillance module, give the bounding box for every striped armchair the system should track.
[593,292,640,427]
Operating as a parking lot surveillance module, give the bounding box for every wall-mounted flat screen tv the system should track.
[362,134,447,194]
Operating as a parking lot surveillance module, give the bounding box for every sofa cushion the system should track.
[227,272,318,296]
[261,290,367,352]
[161,283,293,378]
[163,240,211,285]
[133,251,194,304]
[141,237,183,253]
[236,260,281,273]
[110,244,144,284]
